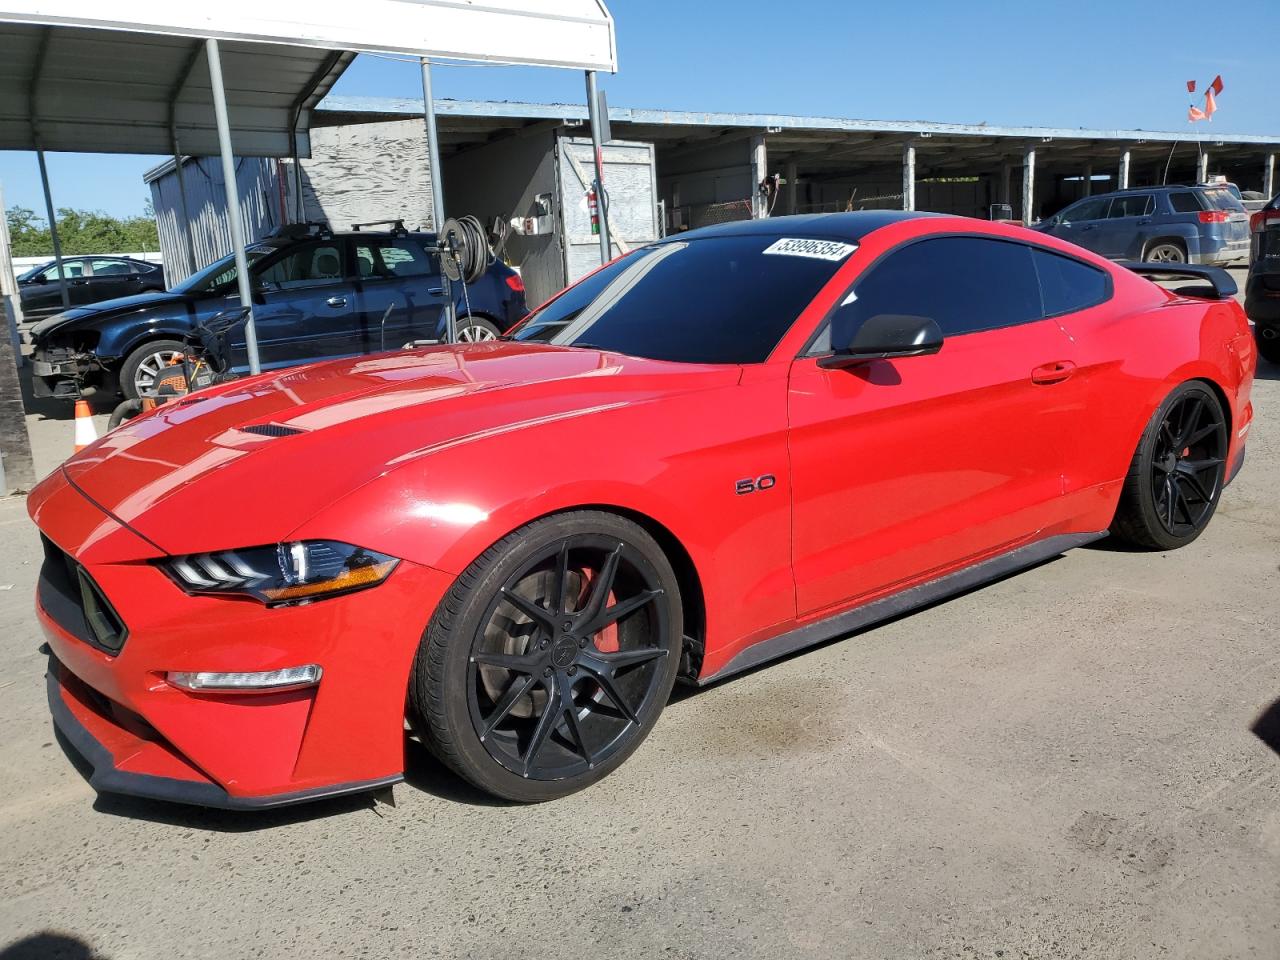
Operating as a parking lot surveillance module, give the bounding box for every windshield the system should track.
[509,235,850,364]
[171,243,281,294]
[17,262,49,282]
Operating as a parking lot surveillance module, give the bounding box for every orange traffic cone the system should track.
[73,398,98,454]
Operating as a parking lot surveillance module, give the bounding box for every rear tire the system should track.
[1143,241,1186,264]
[408,511,682,802]
[456,316,501,342]
[1110,381,1228,550]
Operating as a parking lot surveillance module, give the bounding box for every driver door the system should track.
[787,235,1078,616]
[1050,197,1111,254]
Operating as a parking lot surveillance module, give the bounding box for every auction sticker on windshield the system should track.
[761,238,857,261]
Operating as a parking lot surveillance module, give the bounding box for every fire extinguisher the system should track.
[587,184,600,236]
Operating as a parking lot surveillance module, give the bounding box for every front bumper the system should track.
[30,347,112,399]
[30,468,454,809]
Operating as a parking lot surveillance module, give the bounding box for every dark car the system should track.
[1246,193,1280,363]
[18,256,166,320]
[28,228,527,400]
[1032,185,1251,266]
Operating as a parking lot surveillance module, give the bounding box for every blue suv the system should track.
[1033,185,1250,266]
[28,227,527,400]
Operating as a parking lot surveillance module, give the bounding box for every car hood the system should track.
[30,290,189,340]
[62,342,738,554]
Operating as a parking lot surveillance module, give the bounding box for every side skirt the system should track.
[698,530,1107,686]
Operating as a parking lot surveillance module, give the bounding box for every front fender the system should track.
[102,313,198,361]
[287,377,797,667]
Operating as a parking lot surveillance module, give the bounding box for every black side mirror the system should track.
[30,274,47,285]
[818,313,944,370]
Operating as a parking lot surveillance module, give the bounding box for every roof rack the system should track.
[351,219,409,237]
[267,221,332,240]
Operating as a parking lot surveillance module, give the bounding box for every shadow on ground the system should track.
[0,933,101,960]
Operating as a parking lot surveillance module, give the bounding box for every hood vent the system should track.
[239,423,305,438]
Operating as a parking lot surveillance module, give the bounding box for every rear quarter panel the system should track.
[1053,273,1253,529]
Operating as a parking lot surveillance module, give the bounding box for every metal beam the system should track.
[750,134,768,218]
[1082,163,1093,197]
[902,142,916,211]
[420,57,456,343]
[28,28,69,312]
[288,50,346,224]
[585,70,612,261]
[1266,153,1276,200]
[1022,147,1036,226]
[169,41,203,278]
[1197,150,1209,184]
[785,161,797,216]
[206,38,260,374]
[1119,150,1131,190]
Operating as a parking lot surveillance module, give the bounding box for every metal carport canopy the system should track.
[0,1,616,157]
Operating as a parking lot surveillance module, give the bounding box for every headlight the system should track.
[161,540,398,605]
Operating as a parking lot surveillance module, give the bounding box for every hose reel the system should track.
[437,215,492,285]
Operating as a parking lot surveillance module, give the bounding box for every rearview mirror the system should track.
[818,313,944,369]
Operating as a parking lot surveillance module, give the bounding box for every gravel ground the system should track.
[1,278,1276,959]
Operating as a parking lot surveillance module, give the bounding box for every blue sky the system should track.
[2,0,1277,219]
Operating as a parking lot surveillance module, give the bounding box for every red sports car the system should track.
[30,212,1255,807]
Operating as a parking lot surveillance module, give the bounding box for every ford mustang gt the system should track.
[30,211,1255,807]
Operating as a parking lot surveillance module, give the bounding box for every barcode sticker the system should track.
[762,238,857,261]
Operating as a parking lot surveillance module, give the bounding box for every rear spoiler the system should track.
[1117,261,1238,300]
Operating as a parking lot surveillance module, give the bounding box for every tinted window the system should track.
[40,260,85,280]
[1169,191,1203,213]
[1032,248,1110,316]
[511,236,848,364]
[817,236,1042,351]
[355,239,435,279]
[1108,195,1153,218]
[258,243,344,289]
[89,258,131,276]
[1200,188,1245,212]
[1063,198,1109,222]
[171,243,280,294]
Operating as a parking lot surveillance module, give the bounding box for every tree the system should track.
[5,203,159,258]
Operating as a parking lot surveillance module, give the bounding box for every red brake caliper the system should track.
[576,567,619,653]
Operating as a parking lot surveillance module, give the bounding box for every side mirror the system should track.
[818,313,944,369]
[30,274,47,285]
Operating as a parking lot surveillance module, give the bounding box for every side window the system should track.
[1063,197,1109,222]
[1031,248,1110,317]
[257,243,344,289]
[355,240,435,280]
[41,261,85,280]
[89,259,131,276]
[1107,195,1153,218]
[1168,192,1203,214]
[818,236,1043,352]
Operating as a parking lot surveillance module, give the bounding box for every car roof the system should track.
[661,210,940,244]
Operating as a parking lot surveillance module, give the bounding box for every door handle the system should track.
[1031,360,1076,385]
[1137,218,1152,225]
[326,296,348,308]
[1080,224,1095,232]
[428,287,444,296]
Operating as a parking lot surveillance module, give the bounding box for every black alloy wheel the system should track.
[410,512,682,801]
[1111,381,1228,550]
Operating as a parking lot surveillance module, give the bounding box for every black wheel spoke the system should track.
[1177,470,1212,503]
[1173,483,1195,525]
[481,673,537,739]
[522,677,560,774]
[580,661,640,725]
[1175,397,1203,447]
[500,587,556,629]
[559,684,594,766]
[1179,457,1223,472]
[552,541,571,616]
[1185,422,1218,447]
[591,588,663,632]
[577,544,622,623]
[1163,476,1176,528]
[596,645,668,671]
[472,649,541,673]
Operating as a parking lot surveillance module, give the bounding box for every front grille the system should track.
[38,536,128,654]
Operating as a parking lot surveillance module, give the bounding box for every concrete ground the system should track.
[1,272,1277,959]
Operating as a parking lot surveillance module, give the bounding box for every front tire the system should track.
[1110,381,1228,550]
[119,339,186,400]
[409,511,682,802]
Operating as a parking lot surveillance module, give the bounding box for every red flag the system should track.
[1204,89,1217,119]
[1188,105,1206,122]
[1210,74,1224,95]
[1186,80,1197,93]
